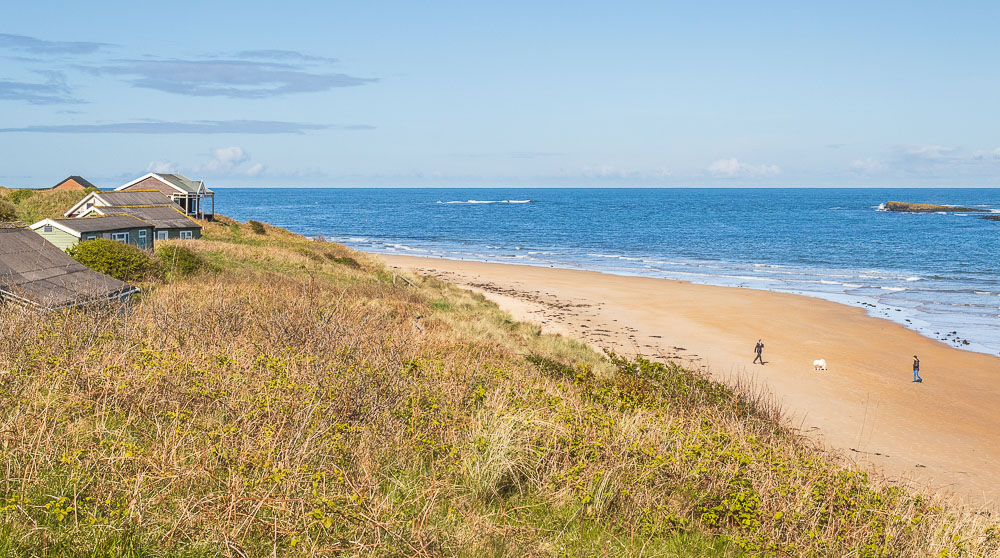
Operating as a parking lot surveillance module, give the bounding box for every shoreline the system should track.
[342,246,1000,358]
[378,252,1000,505]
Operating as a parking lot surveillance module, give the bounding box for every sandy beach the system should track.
[380,254,1000,505]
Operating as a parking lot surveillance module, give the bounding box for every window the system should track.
[139,230,147,238]
[43,225,52,233]
[157,230,169,241]
[86,235,96,240]
[111,232,129,243]
[180,230,193,240]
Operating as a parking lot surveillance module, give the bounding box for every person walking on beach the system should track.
[912,355,922,383]
[753,339,764,364]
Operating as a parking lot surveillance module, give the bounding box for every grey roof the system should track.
[96,190,174,206]
[101,206,202,230]
[51,216,151,234]
[0,227,137,310]
[157,173,214,195]
[53,176,96,189]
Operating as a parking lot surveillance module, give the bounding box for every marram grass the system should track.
[0,219,996,556]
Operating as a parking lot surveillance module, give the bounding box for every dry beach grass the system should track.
[0,219,997,556]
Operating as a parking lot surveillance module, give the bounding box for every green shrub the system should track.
[68,239,157,282]
[5,189,35,204]
[0,199,16,221]
[248,220,266,234]
[156,244,210,277]
[323,253,361,269]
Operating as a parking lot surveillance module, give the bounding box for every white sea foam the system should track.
[586,253,642,261]
[386,243,428,252]
[437,199,532,204]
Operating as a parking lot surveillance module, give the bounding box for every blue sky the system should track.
[2,1,999,188]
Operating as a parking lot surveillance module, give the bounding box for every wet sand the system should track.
[380,254,1000,505]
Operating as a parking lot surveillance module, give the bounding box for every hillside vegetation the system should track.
[0,218,996,556]
[1,186,92,224]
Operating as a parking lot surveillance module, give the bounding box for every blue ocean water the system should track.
[216,188,1000,357]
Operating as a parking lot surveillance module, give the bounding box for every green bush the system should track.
[5,189,35,204]
[156,244,210,278]
[248,220,266,234]
[68,239,157,282]
[323,253,361,269]
[0,199,16,221]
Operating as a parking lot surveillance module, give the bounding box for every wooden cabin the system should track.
[116,173,214,219]
[77,205,202,241]
[65,190,177,218]
[30,215,155,251]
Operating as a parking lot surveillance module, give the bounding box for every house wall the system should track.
[34,227,78,251]
[69,196,99,217]
[156,228,202,240]
[53,179,87,191]
[79,226,156,250]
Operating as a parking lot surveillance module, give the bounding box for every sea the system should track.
[216,188,1000,357]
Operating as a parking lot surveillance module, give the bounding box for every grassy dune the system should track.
[1,186,92,224]
[0,218,997,556]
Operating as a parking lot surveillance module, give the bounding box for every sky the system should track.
[2,1,1000,188]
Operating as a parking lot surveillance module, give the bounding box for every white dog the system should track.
[813,359,827,371]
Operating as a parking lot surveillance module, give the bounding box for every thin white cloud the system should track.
[146,160,178,173]
[198,146,268,177]
[849,158,888,173]
[571,165,671,179]
[708,158,781,177]
[82,59,376,98]
[971,148,1000,161]
[0,120,369,134]
[0,71,80,104]
[852,144,1000,178]
[0,33,112,55]
[200,146,250,174]
[899,144,958,162]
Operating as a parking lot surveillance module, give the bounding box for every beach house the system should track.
[115,173,214,219]
[63,189,203,240]
[76,205,202,240]
[65,190,179,218]
[30,215,155,251]
[50,176,97,191]
[0,224,138,310]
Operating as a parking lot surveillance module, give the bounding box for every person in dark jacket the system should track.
[753,339,764,364]
[912,355,922,383]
